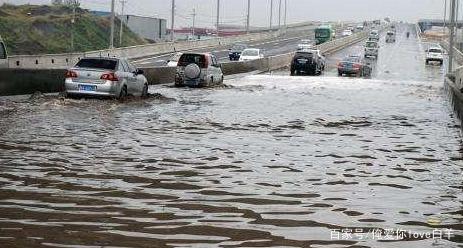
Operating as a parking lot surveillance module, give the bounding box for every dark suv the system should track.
[290,50,325,76]
[228,44,248,61]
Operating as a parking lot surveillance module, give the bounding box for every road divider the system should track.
[0,29,369,96]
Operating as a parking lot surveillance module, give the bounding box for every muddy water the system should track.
[0,26,462,248]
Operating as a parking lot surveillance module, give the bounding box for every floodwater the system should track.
[0,25,462,248]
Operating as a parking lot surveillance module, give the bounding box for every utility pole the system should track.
[71,4,76,52]
[119,0,127,47]
[284,0,287,28]
[192,8,196,39]
[449,0,457,73]
[270,0,273,30]
[278,0,281,30]
[246,0,250,33]
[444,0,448,34]
[109,0,115,49]
[216,0,220,37]
[171,0,175,41]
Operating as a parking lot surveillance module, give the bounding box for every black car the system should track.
[290,50,325,76]
[228,44,247,61]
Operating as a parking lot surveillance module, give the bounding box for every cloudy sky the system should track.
[1,0,447,28]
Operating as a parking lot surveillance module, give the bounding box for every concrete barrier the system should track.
[0,29,369,96]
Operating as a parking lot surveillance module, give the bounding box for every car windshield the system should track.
[429,48,442,53]
[75,58,117,70]
[295,52,314,58]
[343,57,360,63]
[366,42,377,48]
[232,45,246,51]
[242,49,259,56]
[171,53,182,61]
[178,54,207,67]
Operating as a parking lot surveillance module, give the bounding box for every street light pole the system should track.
[246,0,250,33]
[171,0,175,41]
[284,0,287,29]
[449,0,457,73]
[269,0,273,30]
[119,0,127,47]
[217,0,221,36]
[192,8,196,39]
[278,0,281,30]
[110,0,115,49]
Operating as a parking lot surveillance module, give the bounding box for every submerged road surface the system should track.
[0,25,462,247]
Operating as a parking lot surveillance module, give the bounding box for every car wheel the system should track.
[290,70,295,76]
[118,85,127,100]
[338,71,342,77]
[141,84,148,97]
[425,60,429,65]
[220,76,224,84]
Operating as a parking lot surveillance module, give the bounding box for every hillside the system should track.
[0,4,147,55]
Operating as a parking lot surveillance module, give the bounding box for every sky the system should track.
[1,0,446,28]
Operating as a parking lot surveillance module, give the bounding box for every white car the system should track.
[425,46,444,66]
[342,30,353,37]
[365,41,379,58]
[174,53,224,87]
[239,48,264,61]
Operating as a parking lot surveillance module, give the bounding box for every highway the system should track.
[0,24,461,248]
[133,26,349,67]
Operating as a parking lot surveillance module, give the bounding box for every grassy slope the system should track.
[0,4,147,55]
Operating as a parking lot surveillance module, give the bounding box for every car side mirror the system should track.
[136,69,144,75]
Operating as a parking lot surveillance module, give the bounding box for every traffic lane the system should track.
[133,32,315,67]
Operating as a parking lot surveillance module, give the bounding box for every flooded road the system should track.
[0,25,462,248]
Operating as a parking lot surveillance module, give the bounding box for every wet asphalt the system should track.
[0,24,462,248]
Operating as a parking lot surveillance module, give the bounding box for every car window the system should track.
[211,56,218,66]
[127,61,137,73]
[0,42,6,59]
[428,49,442,53]
[242,49,259,56]
[366,42,377,48]
[75,58,117,70]
[178,54,207,67]
[119,60,129,72]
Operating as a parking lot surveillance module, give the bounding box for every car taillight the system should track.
[65,70,77,78]
[353,63,361,69]
[337,62,343,68]
[100,72,119,81]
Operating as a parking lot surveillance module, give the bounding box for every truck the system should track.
[315,25,335,45]
[0,36,8,68]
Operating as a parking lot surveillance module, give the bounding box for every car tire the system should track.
[425,60,429,65]
[290,70,295,76]
[338,71,342,77]
[141,84,148,97]
[439,60,443,66]
[118,85,127,100]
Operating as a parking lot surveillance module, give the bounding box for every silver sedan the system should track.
[64,57,148,99]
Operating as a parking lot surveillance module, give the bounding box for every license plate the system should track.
[78,85,96,91]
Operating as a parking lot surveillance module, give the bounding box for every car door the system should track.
[125,60,140,95]
[118,60,131,93]
[211,55,221,83]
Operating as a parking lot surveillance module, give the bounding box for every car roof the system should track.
[243,48,260,51]
[82,57,119,61]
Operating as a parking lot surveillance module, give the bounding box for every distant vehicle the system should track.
[373,20,381,25]
[290,49,325,76]
[0,36,8,68]
[166,52,182,67]
[342,29,353,37]
[356,25,364,31]
[337,55,372,77]
[315,25,335,45]
[385,31,396,43]
[239,48,264,61]
[369,30,380,41]
[175,53,224,87]
[364,40,380,58]
[425,46,444,66]
[64,57,148,99]
[228,43,248,61]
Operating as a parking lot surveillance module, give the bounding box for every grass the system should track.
[0,4,147,55]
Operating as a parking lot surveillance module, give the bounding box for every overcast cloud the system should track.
[1,0,446,28]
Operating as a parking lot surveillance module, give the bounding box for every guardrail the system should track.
[7,22,326,70]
